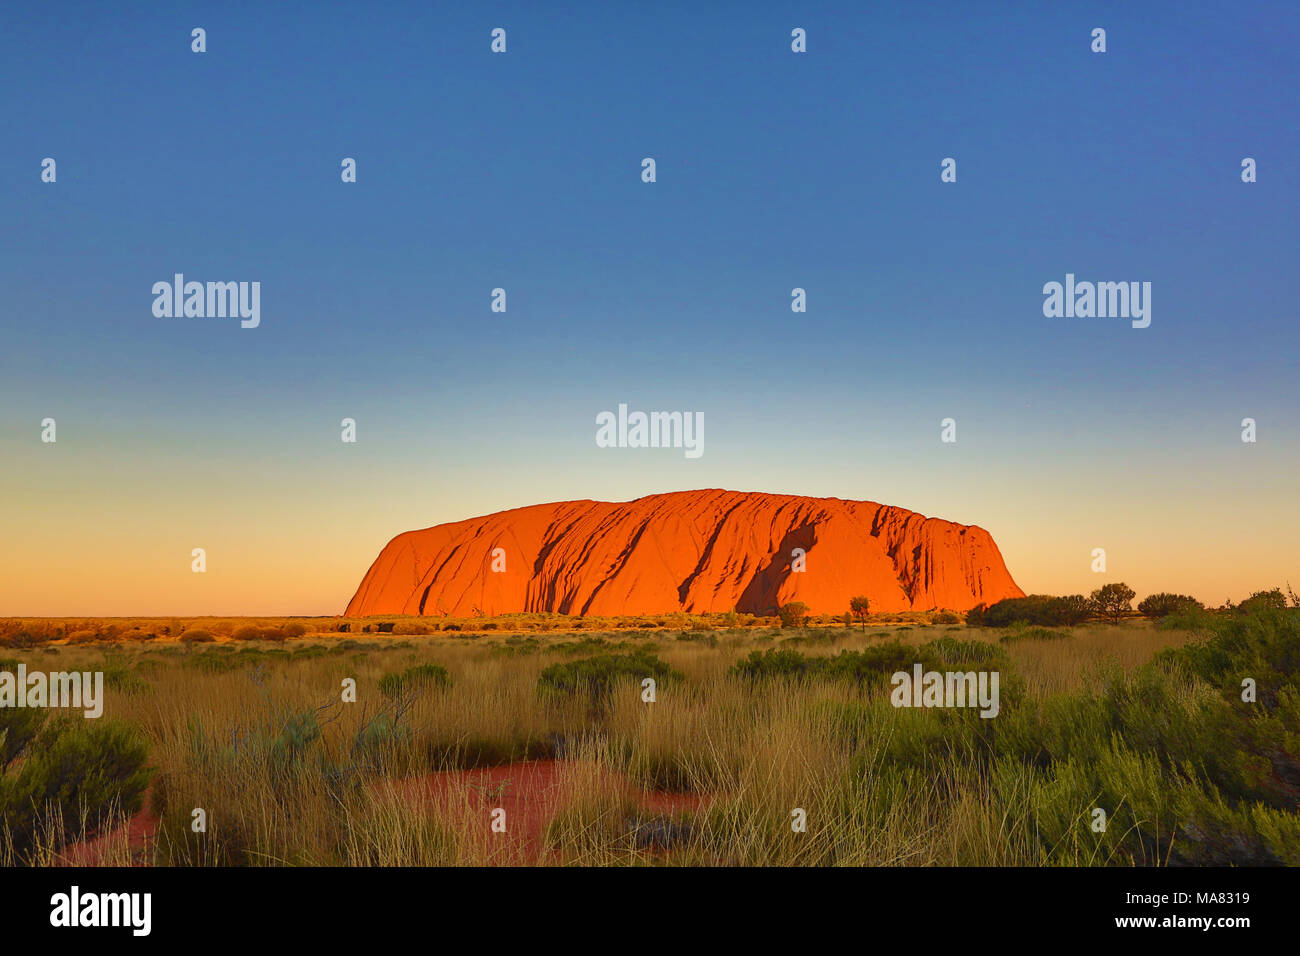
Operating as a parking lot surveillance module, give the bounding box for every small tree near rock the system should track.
[778,602,810,629]
[1090,583,1136,624]
[849,596,871,631]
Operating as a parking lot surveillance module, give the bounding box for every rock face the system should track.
[345,490,1024,618]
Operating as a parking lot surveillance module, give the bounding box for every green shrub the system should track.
[491,637,541,658]
[977,595,1092,627]
[992,606,1300,864]
[982,596,1053,627]
[1138,592,1203,619]
[1159,605,1300,714]
[1049,595,1094,626]
[820,643,928,684]
[377,663,451,698]
[547,637,615,656]
[0,717,151,861]
[0,706,47,769]
[184,653,240,673]
[180,629,215,643]
[101,662,152,695]
[1156,603,1218,633]
[537,652,679,708]
[1238,589,1288,615]
[729,648,819,681]
[998,674,1300,865]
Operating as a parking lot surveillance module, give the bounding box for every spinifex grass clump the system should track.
[999,626,1070,644]
[99,660,153,695]
[544,635,651,657]
[378,663,451,698]
[924,637,1006,665]
[153,667,417,865]
[730,643,921,684]
[537,652,680,711]
[490,637,543,658]
[156,713,411,864]
[730,638,1009,687]
[728,647,821,681]
[675,631,718,647]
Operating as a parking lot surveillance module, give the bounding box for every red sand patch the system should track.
[57,788,158,866]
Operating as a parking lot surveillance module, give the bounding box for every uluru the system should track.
[345,490,1024,618]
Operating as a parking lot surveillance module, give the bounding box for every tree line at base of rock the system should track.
[777,585,1298,630]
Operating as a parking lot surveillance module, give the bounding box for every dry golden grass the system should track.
[0,616,1218,866]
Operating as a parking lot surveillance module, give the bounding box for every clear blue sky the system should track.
[1,1,1297,614]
